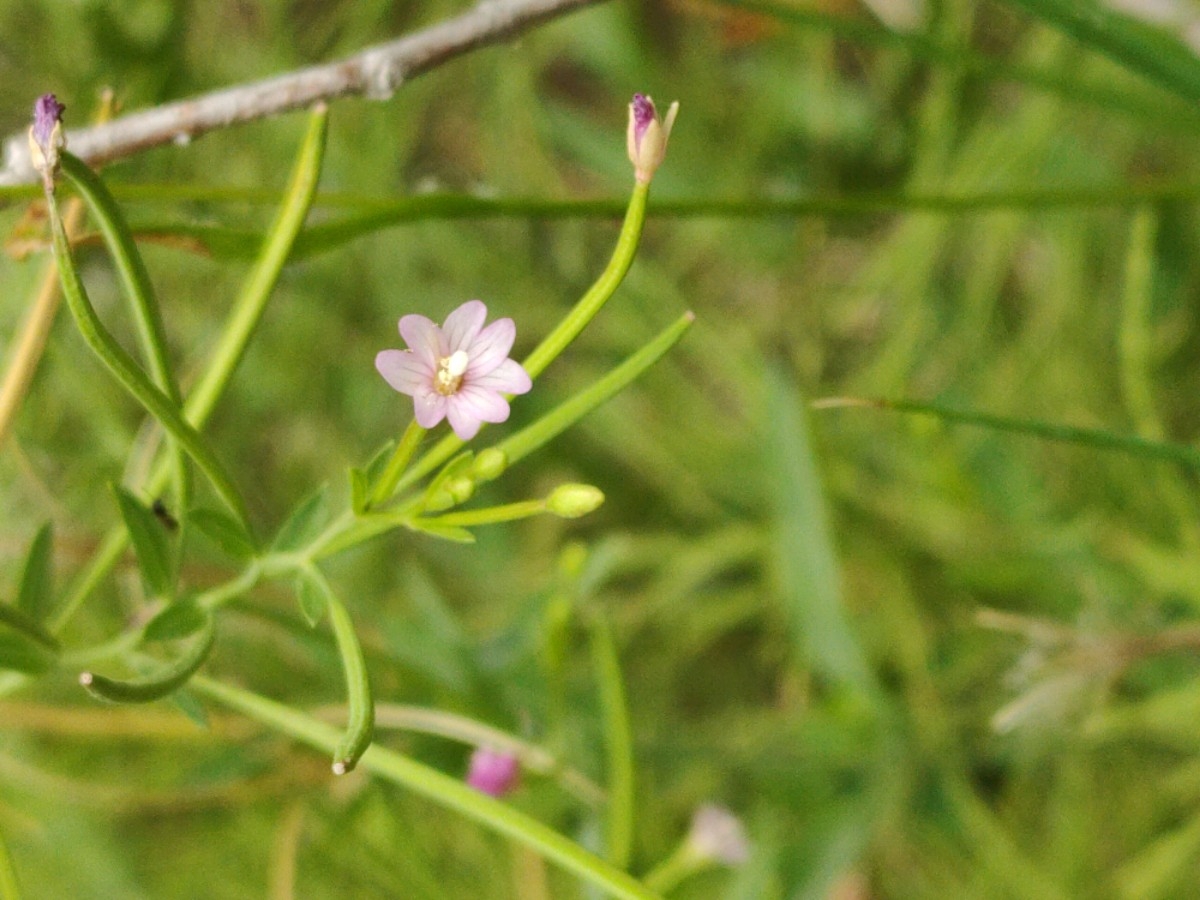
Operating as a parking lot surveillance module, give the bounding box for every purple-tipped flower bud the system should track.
[626,93,679,185]
[29,94,66,182]
[466,747,520,797]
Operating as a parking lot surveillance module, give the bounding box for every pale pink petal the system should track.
[442,300,488,352]
[454,385,512,424]
[445,402,483,440]
[376,350,433,397]
[471,358,531,395]
[412,390,448,429]
[465,318,516,375]
[398,314,444,366]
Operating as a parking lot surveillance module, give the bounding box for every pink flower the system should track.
[376,300,532,440]
[465,747,520,797]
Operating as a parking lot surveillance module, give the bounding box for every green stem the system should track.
[366,420,425,508]
[43,182,249,528]
[522,182,649,379]
[496,312,695,469]
[181,106,328,428]
[317,569,374,774]
[390,181,652,498]
[428,499,547,527]
[78,612,216,703]
[46,106,328,636]
[0,823,19,900]
[642,844,705,896]
[812,397,1200,469]
[590,611,635,870]
[59,152,192,515]
[189,675,661,900]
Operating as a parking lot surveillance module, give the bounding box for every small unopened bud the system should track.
[470,447,509,483]
[29,94,66,185]
[466,747,520,797]
[626,93,679,185]
[546,483,604,519]
[425,475,475,512]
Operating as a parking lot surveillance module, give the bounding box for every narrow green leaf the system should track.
[815,397,1200,469]
[406,520,476,544]
[295,565,373,774]
[0,820,20,900]
[112,485,175,598]
[271,484,330,553]
[494,312,695,470]
[16,522,53,620]
[144,599,208,642]
[0,632,56,674]
[45,106,328,638]
[1003,0,1200,107]
[60,152,192,515]
[588,612,635,870]
[170,688,210,728]
[766,366,873,694]
[44,185,249,527]
[190,675,658,900]
[0,602,60,652]
[294,570,331,628]
[190,507,258,561]
[80,611,217,703]
[348,467,369,516]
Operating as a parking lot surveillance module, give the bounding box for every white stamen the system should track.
[446,350,469,377]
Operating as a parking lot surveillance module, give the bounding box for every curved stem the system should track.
[189,675,661,900]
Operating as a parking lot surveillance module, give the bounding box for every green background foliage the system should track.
[3,0,1200,896]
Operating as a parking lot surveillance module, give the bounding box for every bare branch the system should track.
[0,0,606,186]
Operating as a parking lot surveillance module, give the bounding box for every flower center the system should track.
[434,350,470,396]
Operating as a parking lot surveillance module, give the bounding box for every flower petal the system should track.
[471,358,531,395]
[398,314,444,366]
[376,349,433,397]
[465,317,517,376]
[442,300,488,352]
[454,385,512,424]
[412,390,448,429]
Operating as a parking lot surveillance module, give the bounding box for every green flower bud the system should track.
[546,483,604,519]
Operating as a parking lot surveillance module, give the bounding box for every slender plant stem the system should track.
[49,106,327,636]
[590,611,635,871]
[43,182,249,527]
[0,823,19,900]
[367,420,425,508]
[522,182,648,379]
[391,181,653,496]
[59,151,192,515]
[189,675,662,900]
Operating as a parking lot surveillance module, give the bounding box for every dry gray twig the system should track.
[0,0,605,186]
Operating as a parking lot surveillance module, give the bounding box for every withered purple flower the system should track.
[626,93,678,184]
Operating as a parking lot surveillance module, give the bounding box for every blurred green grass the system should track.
[5,0,1200,896]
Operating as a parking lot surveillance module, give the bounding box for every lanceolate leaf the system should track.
[16,522,54,621]
[294,569,332,628]
[191,507,259,561]
[271,483,331,553]
[113,485,176,599]
[0,632,57,674]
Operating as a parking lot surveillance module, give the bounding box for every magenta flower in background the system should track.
[465,747,520,797]
[376,300,531,440]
